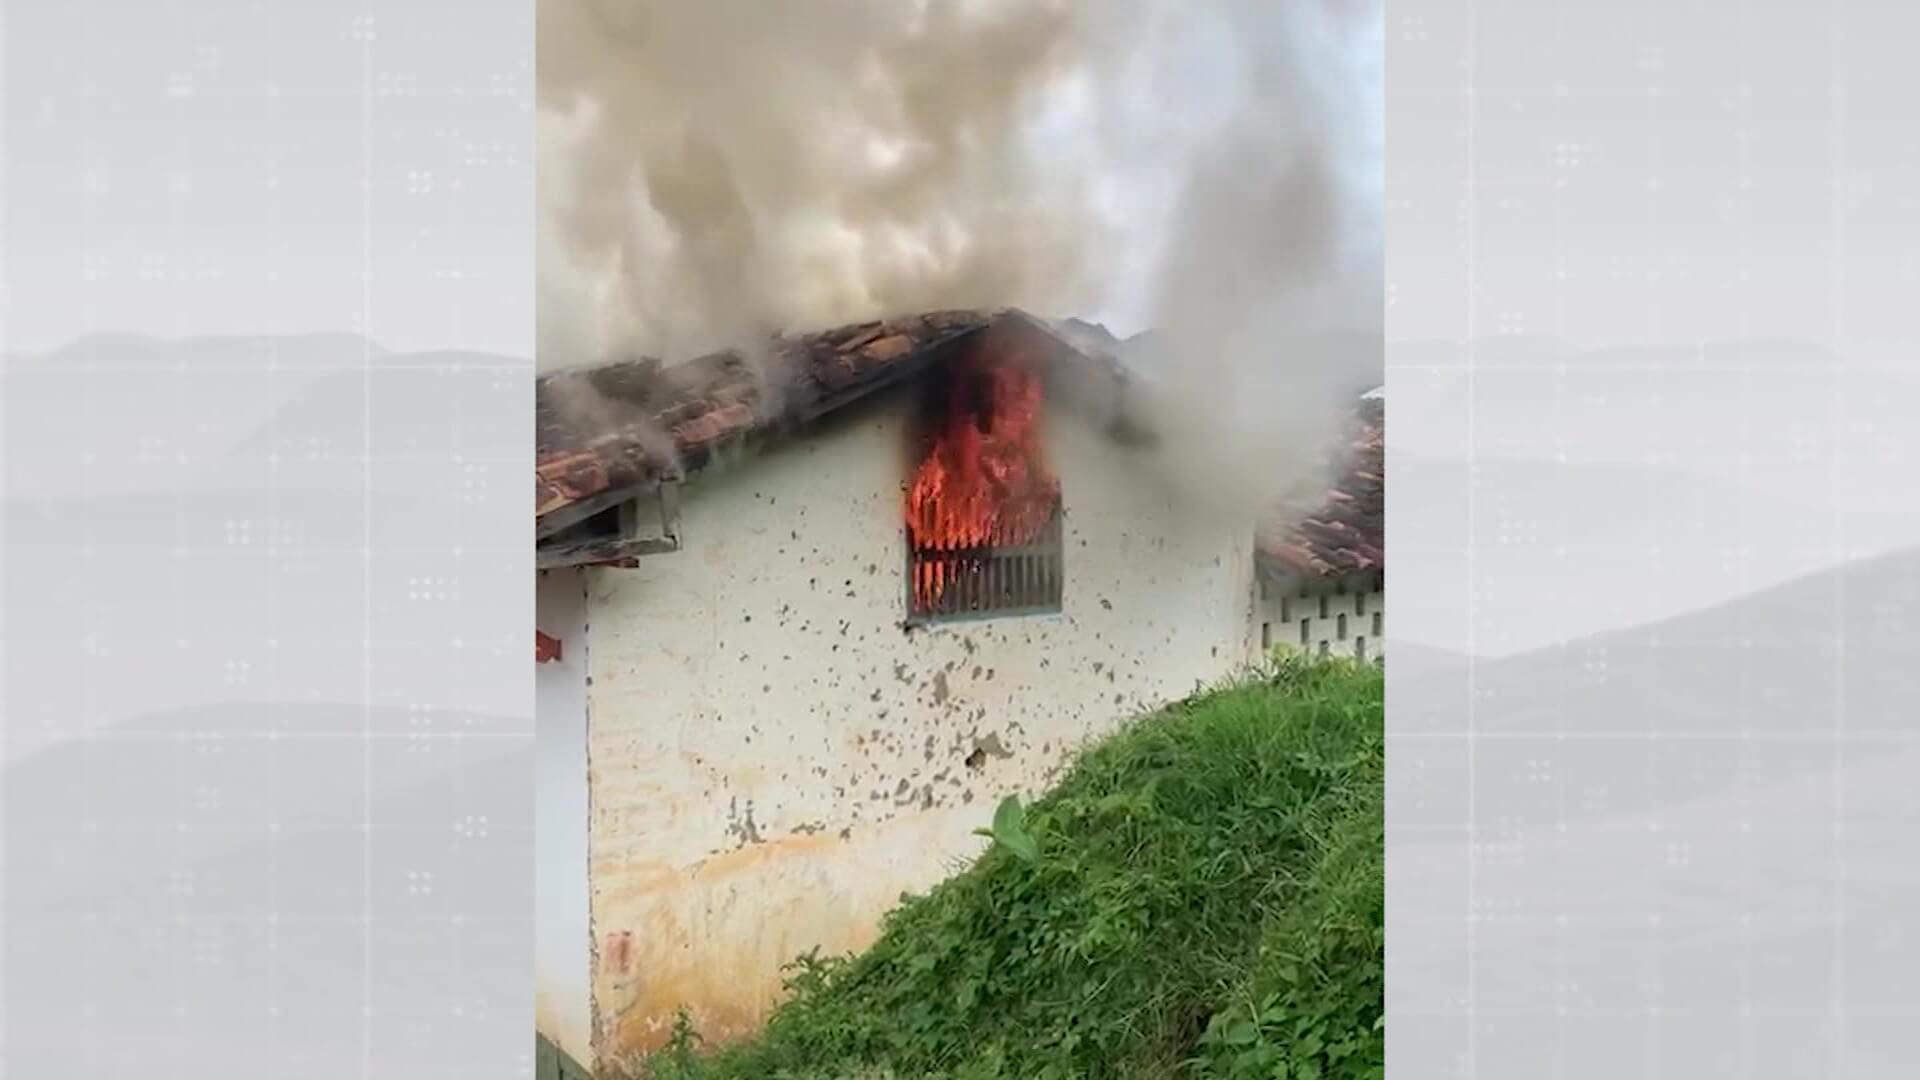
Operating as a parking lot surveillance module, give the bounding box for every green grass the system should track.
[634,655,1384,1080]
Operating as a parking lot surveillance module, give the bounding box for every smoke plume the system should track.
[537,0,1382,511]
[1094,0,1384,515]
[537,0,1103,369]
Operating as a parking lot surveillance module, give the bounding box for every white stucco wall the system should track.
[1255,573,1386,664]
[577,392,1256,1061]
[535,570,593,1068]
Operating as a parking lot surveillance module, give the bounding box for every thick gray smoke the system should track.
[538,0,1103,369]
[538,0,1382,512]
[1092,0,1384,515]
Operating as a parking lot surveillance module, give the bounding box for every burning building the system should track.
[533,309,1382,1072]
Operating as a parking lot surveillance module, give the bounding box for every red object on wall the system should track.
[536,630,563,663]
[603,930,633,976]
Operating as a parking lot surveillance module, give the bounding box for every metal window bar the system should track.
[907,507,1064,622]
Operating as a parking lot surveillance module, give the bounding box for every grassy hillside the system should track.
[633,656,1385,1080]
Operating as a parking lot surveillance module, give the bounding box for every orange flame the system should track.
[905,348,1060,611]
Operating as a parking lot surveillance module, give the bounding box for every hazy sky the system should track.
[3,0,534,358]
[11,0,1915,393]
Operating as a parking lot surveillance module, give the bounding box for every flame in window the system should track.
[905,346,1060,612]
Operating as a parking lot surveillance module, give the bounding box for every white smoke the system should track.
[537,0,1382,509]
[537,0,1104,370]
[1091,0,1384,513]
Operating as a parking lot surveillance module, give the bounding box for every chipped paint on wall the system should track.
[580,393,1256,1061]
[591,804,1003,1062]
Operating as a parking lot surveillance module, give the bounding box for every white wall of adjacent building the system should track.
[1254,572,1386,664]
[571,391,1258,1064]
[534,569,594,1068]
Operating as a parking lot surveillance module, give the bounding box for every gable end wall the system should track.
[577,392,1254,1063]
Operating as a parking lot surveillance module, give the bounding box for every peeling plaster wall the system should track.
[579,393,1256,1062]
[1254,573,1386,664]
[535,570,594,1068]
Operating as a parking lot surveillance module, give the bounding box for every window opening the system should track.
[904,339,1064,623]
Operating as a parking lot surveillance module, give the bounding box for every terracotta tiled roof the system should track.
[535,308,1161,529]
[537,308,1383,584]
[536,310,1001,524]
[1255,396,1384,584]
